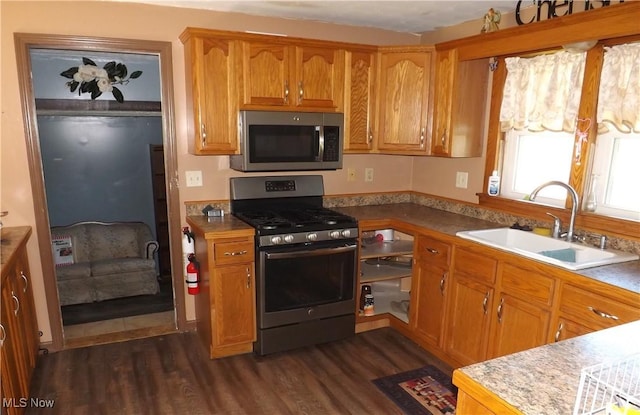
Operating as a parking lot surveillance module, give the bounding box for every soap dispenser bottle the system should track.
[487,170,501,196]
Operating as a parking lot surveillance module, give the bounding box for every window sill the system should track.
[477,193,639,242]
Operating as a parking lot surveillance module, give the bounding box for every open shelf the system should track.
[359,289,410,323]
[360,260,412,283]
[360,240,414,259]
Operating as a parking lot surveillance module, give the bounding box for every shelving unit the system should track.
[358,230,414,323]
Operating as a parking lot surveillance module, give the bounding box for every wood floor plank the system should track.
[27,328,452,415]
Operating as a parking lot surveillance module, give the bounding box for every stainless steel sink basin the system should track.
[456,228,639,270]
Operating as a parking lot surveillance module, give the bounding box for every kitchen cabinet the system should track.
[375,46,433,154]
[412,235,451,348]
[552,282,640,342]
[191,229,257,359]
[180,31,240,155]
[444,246,497,366]
[488,262,555,358]
[240,41,345,111]
[358,229,413,324]
[431,48,489,157]
[344,50,377,152]
[1,227,39,415]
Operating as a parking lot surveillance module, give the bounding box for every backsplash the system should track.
[185,192,639,255]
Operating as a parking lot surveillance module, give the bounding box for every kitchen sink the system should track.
[456,228,639,271]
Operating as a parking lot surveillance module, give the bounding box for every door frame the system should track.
[14,33,186,351]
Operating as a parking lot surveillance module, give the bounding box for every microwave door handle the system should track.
[317,125,324,162]
[265,244,357,260]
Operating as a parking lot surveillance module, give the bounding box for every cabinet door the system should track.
[1,278,29,404]
[344,51,376,152]
[185,36,239,154]
[241,41,291,107]
[294,46,344,110]
[432,49,488,157]
[376,50,432,154]
[413,263,448,348]
[489,294,551,358]
[212,263,256,348]
[13,252,39,375]
[445,275,493,366]
[552,316,594,342]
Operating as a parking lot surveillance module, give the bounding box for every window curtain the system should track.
[597,42,640,133]
[499,51,586,133]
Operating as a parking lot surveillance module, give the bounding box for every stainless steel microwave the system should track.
[229,111,344,172]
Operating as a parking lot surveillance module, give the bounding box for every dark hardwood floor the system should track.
[28,328,452,415]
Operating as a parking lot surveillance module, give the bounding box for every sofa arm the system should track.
[144,241,159,259]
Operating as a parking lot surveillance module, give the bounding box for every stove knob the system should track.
[284,234,295,243]
[341,229,352,238]
[307,233,318,241]
[329,230,341,239]
[270,236,282,245]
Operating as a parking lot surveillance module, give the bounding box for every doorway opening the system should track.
[14,34,186,351]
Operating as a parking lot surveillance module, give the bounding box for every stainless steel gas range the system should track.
[230,175,358,355]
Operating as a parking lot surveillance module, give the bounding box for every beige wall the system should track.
[0,0,421,342]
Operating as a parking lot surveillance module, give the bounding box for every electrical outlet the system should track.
[347,168,356,182]
[456,171,468,189]
[185,170,203,187]
[365,168,374,182]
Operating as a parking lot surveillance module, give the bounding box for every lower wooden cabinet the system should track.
[488,262,554,359]
[1,227,39,415]
[192,230,257,359]
[444,247,496,366]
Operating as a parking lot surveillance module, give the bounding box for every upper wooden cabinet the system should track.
[239,41,345,111]
[376,47,434,154]
[344,50,377,152]
[431,48,489,157]
[180,32,240,155]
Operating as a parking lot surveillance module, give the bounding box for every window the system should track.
[501,130,574,206]
[589,131,640,221]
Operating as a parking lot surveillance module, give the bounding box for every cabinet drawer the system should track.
[559,284,640,329]
[416,236,450,268]
[214,241,255,265]
[453,247,497,285]
[500,263,555,306]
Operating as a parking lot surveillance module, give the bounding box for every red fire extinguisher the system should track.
[186,253,200,295]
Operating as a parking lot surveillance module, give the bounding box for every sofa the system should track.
[51,221,160,306]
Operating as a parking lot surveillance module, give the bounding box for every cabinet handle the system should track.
[426,247,439,254]
[439,272,447,296]
[224,250,247,256]
[497,297,504,322]
[420,127,425,148]
[284,80,289,104]
[554,322,564,342]
[441,129,447,147]
[482,291,490,314]
[298,81,304,103]
[368,129,373,144]
[246,267,251,288]
[11,292,20,316]
[0,324,5,346]
[588,306,619,321]
[20,271,29,293]
[201,123,207,146]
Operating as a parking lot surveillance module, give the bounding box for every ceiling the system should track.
[124,1,518,34]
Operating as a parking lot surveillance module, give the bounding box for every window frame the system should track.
[480,34,640,241]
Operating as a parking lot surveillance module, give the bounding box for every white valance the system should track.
[499,51,586,133]
[597,42,640,133]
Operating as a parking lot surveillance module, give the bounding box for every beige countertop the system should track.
[0,226,32,269]
[186,202,639,293]
[456,320,640,415]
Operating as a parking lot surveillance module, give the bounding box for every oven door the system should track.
[257,240,357,329]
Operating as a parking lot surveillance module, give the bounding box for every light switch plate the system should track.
[185,170,203,187]
[456,171,468,189]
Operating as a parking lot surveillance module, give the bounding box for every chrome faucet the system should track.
[529,181,579,243]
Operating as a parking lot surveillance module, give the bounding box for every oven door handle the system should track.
[264,244,357,260]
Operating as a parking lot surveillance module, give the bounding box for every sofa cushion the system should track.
[87,224,140,261]
[91,257,156,277]
[50,224,91,263]
[55,262,92,281]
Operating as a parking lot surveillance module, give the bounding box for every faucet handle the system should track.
[546,213,562,238]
